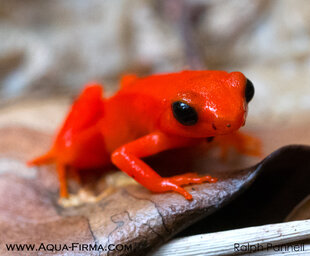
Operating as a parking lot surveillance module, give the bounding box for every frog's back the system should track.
[117,70,231,100]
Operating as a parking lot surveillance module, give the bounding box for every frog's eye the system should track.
[245,79,255,103]
[172,101,198,126]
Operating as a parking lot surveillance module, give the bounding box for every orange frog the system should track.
[28,70,260,200]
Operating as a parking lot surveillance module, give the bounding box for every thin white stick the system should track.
[151,220,310,256]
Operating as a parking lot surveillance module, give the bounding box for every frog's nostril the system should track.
[226,123,231,128]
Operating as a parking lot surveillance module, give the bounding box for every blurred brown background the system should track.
[0,0,309,139]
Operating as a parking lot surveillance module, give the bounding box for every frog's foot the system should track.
[157,173,217,200]
[216,131,262,160]
[168,172,217,186]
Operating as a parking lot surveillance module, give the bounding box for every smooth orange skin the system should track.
[28,70,258,200]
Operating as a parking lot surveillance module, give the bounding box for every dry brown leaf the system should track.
[286,195,310,222]
[0,125,309,256]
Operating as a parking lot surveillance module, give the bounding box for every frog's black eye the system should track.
[245,79,255,103]
[172,101,198,126]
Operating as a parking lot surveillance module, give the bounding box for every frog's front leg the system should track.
[111,132,217,200]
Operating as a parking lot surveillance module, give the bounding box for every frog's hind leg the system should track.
[27,150,55,166]
[27,82,106,199]
[57,163,68,198]
[28,154,69,198]
[27,152,68,198]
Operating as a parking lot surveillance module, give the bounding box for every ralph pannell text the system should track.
[234,242,305,253]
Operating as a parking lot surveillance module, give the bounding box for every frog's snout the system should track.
[211,112,246,134]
